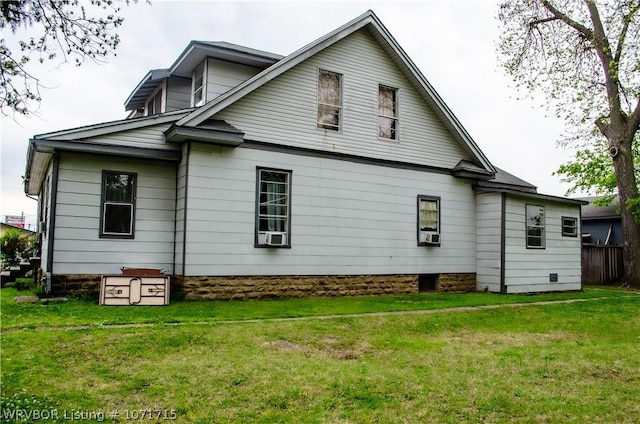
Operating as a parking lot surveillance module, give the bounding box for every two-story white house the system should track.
[24,11,584,299]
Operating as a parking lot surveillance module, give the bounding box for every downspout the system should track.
[44,152,60,294]
[500,193,507,294]
[181,141,191,277]
[579,204,584,291]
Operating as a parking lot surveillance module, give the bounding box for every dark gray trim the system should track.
[500,193,506,294]
[32,139,181,162]
[172,161,179,276]
[474,185,587,206]
[416,195,441,247]
[254,167,292,249]
[181,142,191,276]
[45,153,59,293]
[164,124,244,146]
[99,170,137,239]
[579,206,584,291]
[525,204,546,250]
[242,139,460,177]
[561,216,579,237]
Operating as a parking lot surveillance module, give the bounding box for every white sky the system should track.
[0,0,585,230]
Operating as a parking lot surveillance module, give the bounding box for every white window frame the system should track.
[378,85,398,140]
[526,204,545,248]
[192,62,206,107]
[317,69,342,131]
[255,168,292,248]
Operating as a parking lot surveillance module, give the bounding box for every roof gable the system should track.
[175,10,494,173]
[124,41,283,112]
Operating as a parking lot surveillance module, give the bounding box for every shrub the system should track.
[0,229,36,269]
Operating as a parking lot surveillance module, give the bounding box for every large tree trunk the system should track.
[611,137,640,288]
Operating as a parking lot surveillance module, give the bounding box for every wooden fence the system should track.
[582,244,624,285]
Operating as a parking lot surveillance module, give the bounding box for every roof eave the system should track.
[474,185,588,206]
[164,123,245,146]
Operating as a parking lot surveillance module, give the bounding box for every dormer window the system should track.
[192,62,206,107]
[146,90,163,116]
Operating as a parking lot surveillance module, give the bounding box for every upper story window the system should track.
[256,168,292,247]
[526,204,545,248]
[146,90,163,116]
[378,85,398,140]
[561,216,578,237]
[417,195,441,246]
[101,171,136,238]
[192,63,206,107]
[317,69,342,131]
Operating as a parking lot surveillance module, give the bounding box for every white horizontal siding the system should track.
[52,152,177,275]
[183,142,476,276]
[475,192,502,292]
[215,28,471,169]
[503,196,582,291]
[166,76,191,112]
[89,123,179,151]
[206,58,263,101]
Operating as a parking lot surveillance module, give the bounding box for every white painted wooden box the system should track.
[99,275,170,306]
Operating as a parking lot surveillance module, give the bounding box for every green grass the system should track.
[0,285,631,330]
[1,286,639,423]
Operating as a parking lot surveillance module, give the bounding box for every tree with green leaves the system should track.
[0,0,135,116]
[498,0,640,287]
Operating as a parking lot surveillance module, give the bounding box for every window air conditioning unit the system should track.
[264,232,287,246]
[420,232,440,245]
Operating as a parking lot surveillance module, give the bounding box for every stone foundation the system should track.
[438,273,477,292]
[50,273,477,300]
[51,274,102,299]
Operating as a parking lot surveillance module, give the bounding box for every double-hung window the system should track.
[192,63,205,107]
[378,85,398,139]
[256,168,291,247]
[526,205,545,248]
[101,171,136,238]
[417,195,441,246]
[561,216,578,237]
[317,69,342,131]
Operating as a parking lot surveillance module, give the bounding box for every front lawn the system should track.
[1,287,638,423]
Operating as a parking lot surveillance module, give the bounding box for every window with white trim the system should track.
[317,69,342,131]
[561,216,578,237]
[526,204,545,248]
[192,62,205,107]
[378,85,398,139]
[417,195,441,246]
[101,171,136,238]
[256,168,291,247]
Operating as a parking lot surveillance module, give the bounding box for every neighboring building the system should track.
[579,196,623,246]
[0,222,36,238]
[23,11,584,298]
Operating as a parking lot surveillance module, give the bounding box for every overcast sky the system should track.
[1,0,585,230]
